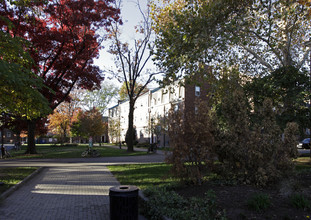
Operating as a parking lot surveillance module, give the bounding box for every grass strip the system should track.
[108,163,176,190]
[8,144,146,159]
[0,167,38,194]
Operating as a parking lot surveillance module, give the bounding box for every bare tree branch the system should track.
[297,48,311,69]
[240,44,274,72]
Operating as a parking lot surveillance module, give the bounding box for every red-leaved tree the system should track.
[0,0,120,153]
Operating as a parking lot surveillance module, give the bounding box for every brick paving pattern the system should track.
[0,165,119,220]
[0,148,164,220]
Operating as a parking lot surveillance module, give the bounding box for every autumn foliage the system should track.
[166,100,218,185]
[48,101,80,144]
[0,0,120,153]
[71,108,106,142]
[166,71,299,186]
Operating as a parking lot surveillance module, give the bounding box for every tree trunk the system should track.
[127,100,135,152]
[16,130,21,145]
[25,119,37,154]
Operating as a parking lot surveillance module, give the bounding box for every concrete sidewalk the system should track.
[0,164,146,220]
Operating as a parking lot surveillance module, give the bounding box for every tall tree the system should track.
[81,81,119,115]
[0,0,121,153]
[108,0,161,152]
[152,0,311,78]
[108,117,120,143]
[245,66,311,133]
[151,0,252,82]
[152,0,311,132]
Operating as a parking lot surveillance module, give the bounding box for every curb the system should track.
[0,167,45,201]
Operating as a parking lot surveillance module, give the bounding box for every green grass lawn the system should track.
[0,167,38,194]
[108,159,311,191]
[108,163,177,190]
[8,144,147,159]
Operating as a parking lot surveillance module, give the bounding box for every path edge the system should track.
[0,167,45,201]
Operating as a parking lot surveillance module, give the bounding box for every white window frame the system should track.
[195,86,200,97]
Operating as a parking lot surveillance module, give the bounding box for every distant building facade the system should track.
[0,128,17,144]
[108,77,210,147]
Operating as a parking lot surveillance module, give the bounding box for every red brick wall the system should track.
[184,75,211,115]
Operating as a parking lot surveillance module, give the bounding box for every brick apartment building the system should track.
[0,128,18,144]
[108,76,210,147]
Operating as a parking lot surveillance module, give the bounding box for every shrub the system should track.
[290,193,311,210]
[166,68,299,186]
[142,187,226,220]
[247,193,271,212]
[216,76,299,186]
[166,100,218,185]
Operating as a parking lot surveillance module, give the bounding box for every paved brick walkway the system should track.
[0,165,119,220]
[0,149,164,220]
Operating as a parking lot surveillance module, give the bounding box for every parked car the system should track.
[297,138,311,149]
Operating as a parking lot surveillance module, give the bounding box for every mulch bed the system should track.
[175,172,311,220]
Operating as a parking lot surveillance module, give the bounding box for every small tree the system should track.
[48,109,70,145]
[108,118,121,144]
[81,82,119,115]
[166,100,217,185]
[144,115,163,144]
[48,93,81,145]
[245,66,311,133]
[71,108,105,145]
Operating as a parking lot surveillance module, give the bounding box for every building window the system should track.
[195,86,200,97]
[7,132,11,138]
[179,86,184,99]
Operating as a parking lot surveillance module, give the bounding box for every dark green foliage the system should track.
[153,0,253,85]
[0,23,50,119]
[247,193,271,212]
[245,66,311,133]
[218,95,298,185]
[125,127,138,146]
[213,70,299,186]
[142,187,226,220]
[290,193,311,210]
